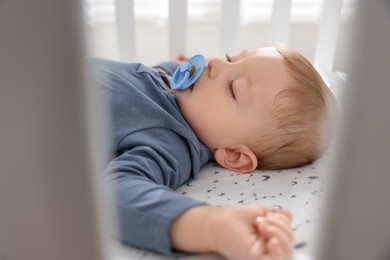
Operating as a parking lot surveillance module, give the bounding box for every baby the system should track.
[93,46,336,260]
[173,47,335,171]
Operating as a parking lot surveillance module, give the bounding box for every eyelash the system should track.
[225,53,232,62]
[225,53,235,99]
[228,81,236,99]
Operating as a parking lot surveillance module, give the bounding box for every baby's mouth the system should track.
[189,85,194,91]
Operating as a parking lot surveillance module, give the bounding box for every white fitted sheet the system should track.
[115,150,333,260]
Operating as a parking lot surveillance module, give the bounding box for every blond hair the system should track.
[252,46,337,169]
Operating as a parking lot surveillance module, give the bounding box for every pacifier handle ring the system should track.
[175,70,190,88]
[171,54,205,90]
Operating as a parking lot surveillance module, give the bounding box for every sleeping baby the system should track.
[91,46,337,259]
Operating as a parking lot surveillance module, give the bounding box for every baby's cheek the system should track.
[191,119,219,146]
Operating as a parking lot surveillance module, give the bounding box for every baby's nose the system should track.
[207,58,224,78]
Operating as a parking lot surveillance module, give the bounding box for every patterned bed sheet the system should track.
[114,150,333,260]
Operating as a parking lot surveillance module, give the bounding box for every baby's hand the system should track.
[175,55,188,63]
[255,212,294,260]
[208,206,293,260]
[170,205,293,260]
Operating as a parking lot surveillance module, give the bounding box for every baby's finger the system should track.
[176,55,188,62]
[264,208,293,221]
[260,222,293,257]
[265,214,294,242]
[255,215,290,235]
[256,216,291,243]
[266,237,285,260]
[267,211,292,224]
[254,217,292,257]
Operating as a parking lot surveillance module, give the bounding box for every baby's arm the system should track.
[170,205,294,260]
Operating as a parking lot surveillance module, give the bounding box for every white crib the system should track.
[3,0,390,259]
[106,1,348,259]
[112,0,348,91]
[4,0,390,259]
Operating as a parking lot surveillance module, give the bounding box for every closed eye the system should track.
[228,81,236,99]
[226,53,235,99]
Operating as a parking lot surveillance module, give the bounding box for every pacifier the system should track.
[171,54,205,90]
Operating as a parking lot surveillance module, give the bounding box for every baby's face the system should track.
[172,47,292,150]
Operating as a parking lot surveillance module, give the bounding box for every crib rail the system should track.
[314,0,343,72]
[114,0,135,63]
[114,0,344,75]
[270,0,292,46]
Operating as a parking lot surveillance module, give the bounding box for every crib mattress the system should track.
[114,150,333,260]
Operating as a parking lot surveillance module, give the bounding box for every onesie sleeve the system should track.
[90,58,210,255]
[106,128,205,255]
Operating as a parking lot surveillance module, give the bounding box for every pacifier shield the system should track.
[171,54,205,90]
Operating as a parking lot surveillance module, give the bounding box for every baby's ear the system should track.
[214,146,258,173]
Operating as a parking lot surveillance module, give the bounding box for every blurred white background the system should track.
[85,0,355,71]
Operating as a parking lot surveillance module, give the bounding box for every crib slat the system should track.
[270,0,292,45]
[114,0,135,61]
[169,0,187,60]
[314,0,343,72]
[220,0,241,55]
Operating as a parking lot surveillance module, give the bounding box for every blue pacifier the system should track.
[171,54,205,90]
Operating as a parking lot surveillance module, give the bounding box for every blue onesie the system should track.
[92,59,213,255]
